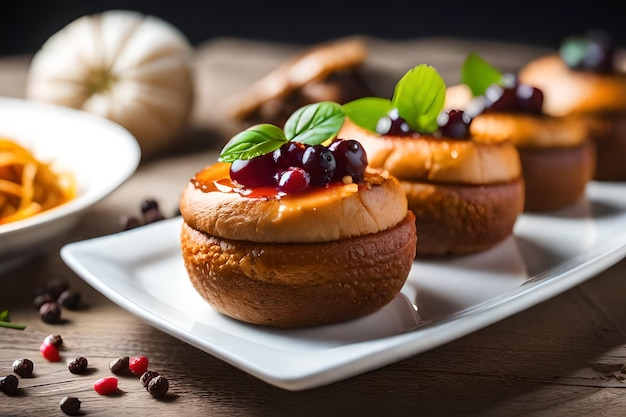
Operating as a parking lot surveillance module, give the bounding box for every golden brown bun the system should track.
[571,113,626,181]
[181,212,417,327]
[227,36,370,124]
[179,163,408,243]
[338,118,522,184]
[338,118,524,255]
[444,91,597,209]
[517,140,595,212]
[458,56,626,181]
[401,179,524,256]
[518,54,626,117]
[470,113,595,211]
[469,112,590,148]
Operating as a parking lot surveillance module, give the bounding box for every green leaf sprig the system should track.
[342,64,446,134]
[0,309,27,330]
[218,101,345,162]
[460,52,504,96]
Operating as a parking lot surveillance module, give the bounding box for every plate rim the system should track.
[60,182,626,391]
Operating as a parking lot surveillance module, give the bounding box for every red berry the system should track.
[438,110,471,139]
[273,141,307,170]
[229,153,277,188]
[301,145,336,186]
[128,356,149,375]
[39,342,61,362]
[516,83,544,114]
[93,377,118,395]
[485,84,518,112]
[329,139,368,182]
[277,167,310,193]
[376,108,412,135]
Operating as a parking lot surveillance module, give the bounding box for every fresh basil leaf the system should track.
[0,310,8,321]
[284,101,345,145]
[461,52,504,96]
[218,124,287,162]
[392,64,446,133]
[343,97,392,132]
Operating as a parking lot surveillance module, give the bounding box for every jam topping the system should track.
[458,53,545,118]
[374,107,472,140]
[192,138,374,200]
[468,77,544,116]
[216,101,362,197]
[191,160,388,206]
[224,139,368,196]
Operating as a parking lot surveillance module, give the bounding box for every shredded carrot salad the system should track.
[0,138,76,225]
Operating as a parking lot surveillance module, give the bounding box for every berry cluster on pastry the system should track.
[340,64,524,256]
[446,52,596,212]
[519,31,626,181]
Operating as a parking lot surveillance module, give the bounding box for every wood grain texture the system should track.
[1,38,626,417]
[2,258,626,416]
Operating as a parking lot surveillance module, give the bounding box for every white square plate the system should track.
[61,181,626,391]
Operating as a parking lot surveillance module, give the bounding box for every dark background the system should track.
[0,0,624,56]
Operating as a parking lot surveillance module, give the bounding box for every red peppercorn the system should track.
[93,377,118,395]
[40,342,61,362]
[128,356,149,375]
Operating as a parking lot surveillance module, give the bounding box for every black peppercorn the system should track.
[12,358,34,377]
[58,289,81,310]
[0,374,19,396]
[141,198,166,224]
[59,396,81,415]
[140,370,159,387]
[140,198,159,213]
[109,356,130,375]
[68,356,88,374]
[147,375,169,398]
[33,292,54,310]
[39,301,62,324]
[44,278,70,299]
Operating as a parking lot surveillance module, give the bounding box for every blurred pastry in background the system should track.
[226,36,374,127]
[446,53,595,213]
[341,64,524,257]
[519,31,626,181]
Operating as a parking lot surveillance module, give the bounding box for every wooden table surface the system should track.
[2,37,626,417]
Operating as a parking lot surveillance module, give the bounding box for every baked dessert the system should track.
[518,31,626,181]
[340,65,524,257]
[180,102,416,327]
[446,52,596,212]
[226,36,373,127]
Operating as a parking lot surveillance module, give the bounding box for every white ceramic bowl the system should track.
[0,97,140,264]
